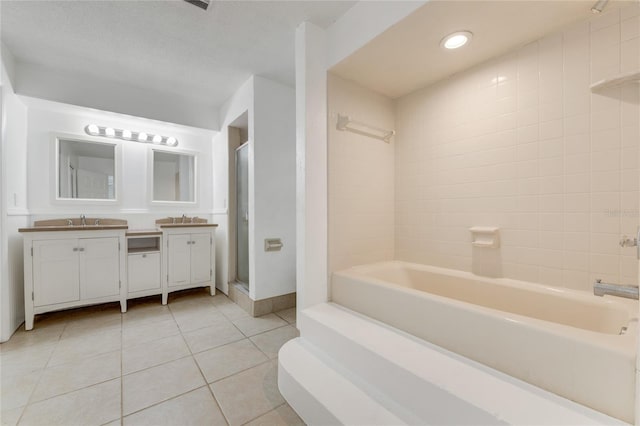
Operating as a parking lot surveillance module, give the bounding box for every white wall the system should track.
[328,74,395,273]
[24,97,216,229]
[1,47,28,342]
[295,22,329,310]
[213,77,254,294]
[252,76,296,300]
[395,6,640,292]
[326,1,426,68]
[294,2,424,311]
[213,75,296,301]
[15,61,219,130]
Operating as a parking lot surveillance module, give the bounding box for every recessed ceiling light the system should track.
[441,31,473,50]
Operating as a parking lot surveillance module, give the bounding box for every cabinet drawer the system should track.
[128,252,161,293]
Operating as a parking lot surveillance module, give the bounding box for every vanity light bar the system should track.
[84,124,178,147]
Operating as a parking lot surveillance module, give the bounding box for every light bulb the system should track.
[166,137,177,146]
[87,124,100,135]
[105,127,115,137]
[137,132,148,142]
[152,134,162,144]
[121,129,132,139]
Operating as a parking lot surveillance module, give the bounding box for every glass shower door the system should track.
[235,143,249,287]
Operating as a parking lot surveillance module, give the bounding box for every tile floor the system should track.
[0,289,304,426]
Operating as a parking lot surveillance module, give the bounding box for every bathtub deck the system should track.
[279,302,629,425]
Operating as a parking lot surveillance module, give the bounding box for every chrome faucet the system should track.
[80,214,86,226]
[182,214,188,224]
[594,279,639,300]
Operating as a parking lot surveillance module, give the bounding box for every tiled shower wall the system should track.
[395,4,640,291]
[328,74,395,273]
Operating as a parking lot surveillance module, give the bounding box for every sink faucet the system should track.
[182,214,187,224]
[594,279,639,300]
[80,214,86,226]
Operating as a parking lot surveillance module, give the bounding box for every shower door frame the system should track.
[235,142,250,288]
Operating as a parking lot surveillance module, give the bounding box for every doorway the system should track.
[235,142,249,291]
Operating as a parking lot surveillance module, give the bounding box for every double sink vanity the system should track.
[19,217,217,330]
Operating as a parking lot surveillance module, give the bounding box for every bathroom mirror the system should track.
[57,138,117,200]
[152,150,196,203]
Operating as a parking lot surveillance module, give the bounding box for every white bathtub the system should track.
[331,261,638,423]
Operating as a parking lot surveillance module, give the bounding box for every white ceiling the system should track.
[331,0,629,99]
[1,0,356,128]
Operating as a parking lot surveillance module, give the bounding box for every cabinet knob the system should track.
[73,247,78,252]
[142,254,147,258]
[79,247,85,252]
[191,241,196,245]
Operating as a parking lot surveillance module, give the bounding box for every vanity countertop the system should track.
[19,225,129,233]
[157,223,218,229]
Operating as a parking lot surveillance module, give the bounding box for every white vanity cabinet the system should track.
[21,227,127,330]
[160,225,216,304]
[126,231,162,300]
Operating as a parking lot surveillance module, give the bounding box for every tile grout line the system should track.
[239,402,291,426]
[121,384,219,421]
[120,330,203,417]
[170,296,231,426]
[8,292,295,426]
[119,313,124,426]
[18,318,70,424]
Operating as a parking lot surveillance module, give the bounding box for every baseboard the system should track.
[228,284,296,317]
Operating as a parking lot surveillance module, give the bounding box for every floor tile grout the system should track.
[119,315,124,426]
[239,401,290,426]
[18,318,69,421]
[169,299,231,426]
[5,291,299,426]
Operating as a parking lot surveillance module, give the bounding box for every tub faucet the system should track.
[80,214,86,226]
[594,279,639,300]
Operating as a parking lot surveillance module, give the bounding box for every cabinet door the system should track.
[79,237,120,299]
[128,253,161,293]
[32,239,80,306]
[168,234,191,287]
[190,233,211,284]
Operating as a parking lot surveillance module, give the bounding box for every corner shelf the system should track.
[590,71,640,91]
